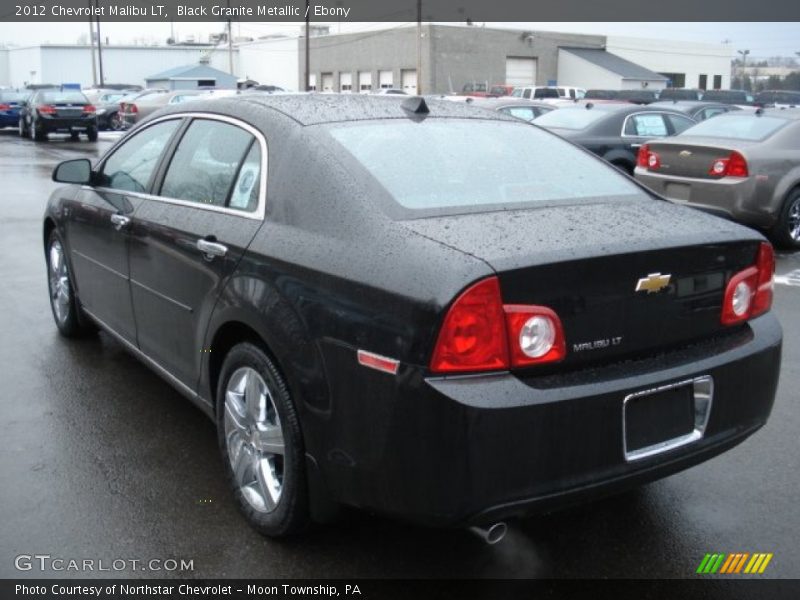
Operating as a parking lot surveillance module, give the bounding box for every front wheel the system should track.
[109,113,123,131]
[46,231,93,337]
[216,343,310,537]
[770,190,800,250]
[87,127,98,142]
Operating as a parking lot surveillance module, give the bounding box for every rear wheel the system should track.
[109,113,123,131]
[31,119,47,142]
[216,343,310,537]
[70,131,80,141]
[770,189,800,250]
[87,127,98,142]
[18,118,28,137]
[46,230,93,337]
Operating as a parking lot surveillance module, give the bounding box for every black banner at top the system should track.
[2,0,800,22]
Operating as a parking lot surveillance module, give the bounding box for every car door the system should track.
[63,118,182,342]
[128,116,266,389]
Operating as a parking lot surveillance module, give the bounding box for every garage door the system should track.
[358,71,372,94]
[506,57,537,87]
[340,72,352,93]
[379,70,393,89]
[401,69,417,95]
[321,73,333,92]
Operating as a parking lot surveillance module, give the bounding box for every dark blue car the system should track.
[0,90,28,129]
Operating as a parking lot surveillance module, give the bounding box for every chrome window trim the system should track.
[622,375,714,462]
[86,112,268,222]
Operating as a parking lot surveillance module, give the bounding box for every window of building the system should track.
[698,74,708,90]
[713,75,722,90]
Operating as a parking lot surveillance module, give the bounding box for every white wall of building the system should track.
[0,48,10,87]
[3,44,237,88]
[237,37,299,91]
[605,36,732,89]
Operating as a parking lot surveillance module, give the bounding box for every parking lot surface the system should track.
[1,129,798,579]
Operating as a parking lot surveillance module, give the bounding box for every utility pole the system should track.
[416,0,422,95]
[88,3,97,86]
[226,0,234,76]
[738,49,750,90]
[95,0,104,87]
[304,0,310,91]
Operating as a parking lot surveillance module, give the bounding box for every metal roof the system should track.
[561,48,668,81]
[145,64,233,81]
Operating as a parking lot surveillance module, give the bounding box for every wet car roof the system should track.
[186,93,518,126]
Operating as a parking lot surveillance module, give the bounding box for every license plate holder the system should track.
[623,376,713,462]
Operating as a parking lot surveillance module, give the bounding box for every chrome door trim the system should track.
[622,375,713,462]
[83,111,268,222]
[82,307,214,415]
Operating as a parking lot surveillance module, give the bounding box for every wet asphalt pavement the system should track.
[0,128,799,581]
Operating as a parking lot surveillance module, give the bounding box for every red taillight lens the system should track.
[37,104,57,115]
[504,305,566,367]
[637,144,660,170]
[0,103,11,111]
[82,104,96,114]
[708,151,748,178]
[430,277,509,373]
[430,277,566,373]
[721,242,774,325]
[129,103,138,114]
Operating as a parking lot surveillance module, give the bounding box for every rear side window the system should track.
[100,119,180,193]
[665,113,695,133]
[624,114,668,137]
[160,119,255,207]
[328,119,640,213]
[500,106,536,122]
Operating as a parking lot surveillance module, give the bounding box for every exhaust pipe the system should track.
[469,522,507,545]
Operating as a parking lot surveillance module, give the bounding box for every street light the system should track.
[738,49,750,90]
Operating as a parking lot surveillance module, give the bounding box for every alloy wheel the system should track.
[788,197,800,242]
[48,240,71,324]
[223,366,285,513]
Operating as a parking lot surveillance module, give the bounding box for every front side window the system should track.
[100,119,181,193]
[160,119,255,207]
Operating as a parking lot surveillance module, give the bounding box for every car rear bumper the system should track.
[0,114,20,127]
[314,313,781,526]
[39,116,97,132]
[634,168,778,228]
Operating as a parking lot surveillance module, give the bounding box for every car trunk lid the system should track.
[644,137,756,180]
[402,197,761,371]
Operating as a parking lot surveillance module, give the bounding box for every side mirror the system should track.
[52,159,92,184]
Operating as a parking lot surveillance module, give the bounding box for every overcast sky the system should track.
[0,22,798,58]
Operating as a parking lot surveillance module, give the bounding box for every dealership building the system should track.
[0,24,732,94]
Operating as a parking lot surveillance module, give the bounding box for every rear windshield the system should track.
[533,108,610,130]
[680,115,787,141]
[327,119,640,213]
[702,91,747,103]
[0,91,27,102]
[585,90,617,100]
[38,91,89,104]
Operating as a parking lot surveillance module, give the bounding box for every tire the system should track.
[46,230,93,337]
[769,189,800,250]
[216,343,309,537]
[87,127,98,142]
[109,113,123,131]
[31,119,47,142]
[18,118,27,138]
[70,131,80,141]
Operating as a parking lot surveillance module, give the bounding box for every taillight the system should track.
[636,144,660,170]
[708,151,748,178]
[82,104,96,114]
[430,276,566,373]
[129,103,138,114]
[504,305,566,367]
[430,277,509,373]
[721,242,774,326]
[37,104,57,115]
[0,103,11,111]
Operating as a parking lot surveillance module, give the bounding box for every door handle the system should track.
[196,238,228,259]
[630,143,643,148]
[110,213,130,230]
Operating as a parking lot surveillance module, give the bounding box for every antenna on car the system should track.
[401,96,430,115]
[585,102,594,110]
[755,107,764,116]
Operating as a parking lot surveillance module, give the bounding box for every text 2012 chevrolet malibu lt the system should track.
[43,95,781,538]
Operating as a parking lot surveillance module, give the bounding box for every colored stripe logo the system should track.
[697,553,773,574]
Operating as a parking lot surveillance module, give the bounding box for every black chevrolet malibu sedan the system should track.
[43,94,782,538]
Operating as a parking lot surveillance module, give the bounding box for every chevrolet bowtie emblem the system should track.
[679,150,693,157]
[636,272,672,294]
